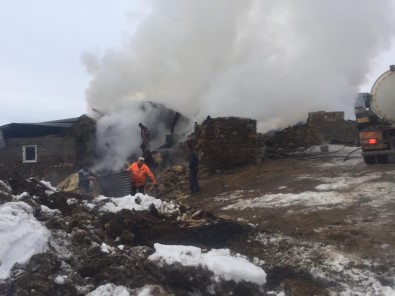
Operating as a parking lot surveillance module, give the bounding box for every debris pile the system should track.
[0,169,268,296]
[158,165,188,194]
[267,111,357,152]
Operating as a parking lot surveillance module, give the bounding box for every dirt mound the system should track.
[101,208,249,249]
[0,168,47,198]
[0,170,266,295]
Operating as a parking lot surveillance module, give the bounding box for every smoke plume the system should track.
[82,0,395,171]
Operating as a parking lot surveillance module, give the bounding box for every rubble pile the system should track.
[0,169,268,296]
[267,111,357,151]
[158,165,188,194]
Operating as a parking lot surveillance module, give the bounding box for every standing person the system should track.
[78,165,96,195]
[140,143,156,168]
[127,157,157,195]
[187,143,200,194]
[138,123,151,148]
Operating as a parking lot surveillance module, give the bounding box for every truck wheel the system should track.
[377,155,388,164]
[363,156,376,165]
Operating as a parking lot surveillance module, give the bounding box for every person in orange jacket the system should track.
[127,156,157,195]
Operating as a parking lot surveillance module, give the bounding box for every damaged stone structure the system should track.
[0,108,357,190]
[188,117,257,171]
[0,115,96,185]
[267,111,358,150]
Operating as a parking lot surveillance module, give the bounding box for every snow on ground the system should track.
[0,202,50,279]
[0,180,12,194]
[86,283,130,296]
[86,283,172,296]
[320,247,395,296]
[255,232,395,296]
[98,193,162,212]
[0,147,392,294]
[303,145,364,167]
[75,241,269,295]
[223,191,345,211]
[148,243,267,285]
[222,180,395,213]
[0,187,265,289]
[221,147,395,213]
[312,173,383,191]
[216,146,395,294]
[94,193,180,215]
[38,179,59,195]
[306,145,360,156]
[214,189,247,202]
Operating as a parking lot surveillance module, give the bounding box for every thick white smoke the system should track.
[82,0,395,170]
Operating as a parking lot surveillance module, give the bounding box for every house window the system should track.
[23,145,37,163]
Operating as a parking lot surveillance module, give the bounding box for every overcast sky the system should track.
[0,0,395,126]
[0,0,144,125]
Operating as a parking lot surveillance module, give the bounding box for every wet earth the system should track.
[0,147,394,295]
[168,150,395,295]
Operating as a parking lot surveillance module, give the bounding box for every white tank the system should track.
[370,68,395,124]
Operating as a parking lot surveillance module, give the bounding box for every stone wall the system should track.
[65,115,97,165]
[0,136,77,185]
[307,111,357,145]
[268,111,357,150]
[188,117,257,171]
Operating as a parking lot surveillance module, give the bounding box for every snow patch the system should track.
[148,243,266,285]
[0,202,50,279]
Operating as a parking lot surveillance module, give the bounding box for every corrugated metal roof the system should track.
[27,116,82,128]
[97,172,132,197]
[0,115,89,138]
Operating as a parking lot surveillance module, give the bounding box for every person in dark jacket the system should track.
[187,143,200,194]
[140,143,156,169]
[78,165,96,195]
[139,123,151,148]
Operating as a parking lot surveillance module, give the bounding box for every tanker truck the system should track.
[355,65,395,164]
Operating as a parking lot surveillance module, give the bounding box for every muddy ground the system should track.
[1,148,394,295]
[165,150,395,295]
